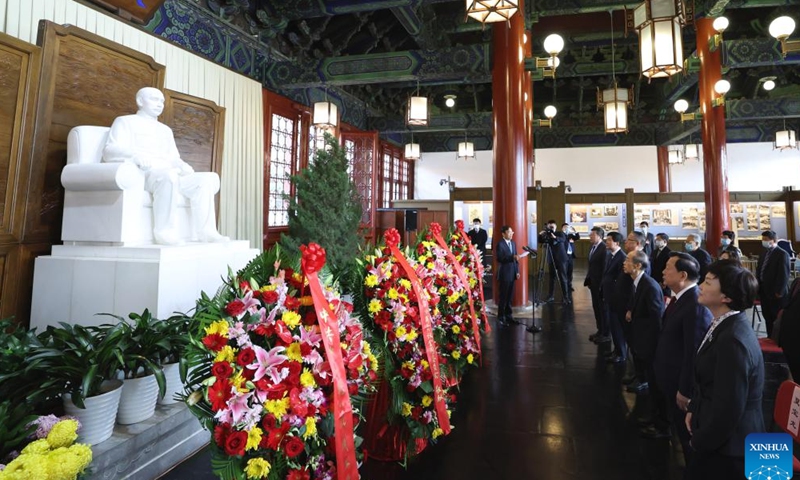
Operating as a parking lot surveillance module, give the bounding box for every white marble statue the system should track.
[103,87,228,245]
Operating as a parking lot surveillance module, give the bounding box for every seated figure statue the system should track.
[103,87,229,245]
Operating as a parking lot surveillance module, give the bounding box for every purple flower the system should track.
[28,415,59,439]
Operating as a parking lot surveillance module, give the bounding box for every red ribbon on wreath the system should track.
[383,228,452,435]
[455,220,490,333]
[299,243,359,480]
[429,222,481,356]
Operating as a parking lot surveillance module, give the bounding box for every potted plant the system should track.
[154,313,191,405]
[103,310,168,424]
[26,322,125,445]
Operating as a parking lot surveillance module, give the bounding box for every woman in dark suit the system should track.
[685,260,764,479]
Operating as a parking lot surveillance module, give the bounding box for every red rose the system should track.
[225,299,246,317]
[287,469,310,480]
[211,361,233,379]
[213,423,231,447]
[262,290,279,304]
[223,430,247,456]
[284,296,300,311]
[208,378,232,411]
[241,366,255,381]
[299,343,312,357]
[284,435,305,458]
[348,383,359,395]
[238,280,251,292]
[202,333,227,352]
[262,414,277,431]
[236,348,255,367]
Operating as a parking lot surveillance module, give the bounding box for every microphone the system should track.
[522,246,538,258]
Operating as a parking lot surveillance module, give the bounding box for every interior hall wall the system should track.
[0,0,264,248]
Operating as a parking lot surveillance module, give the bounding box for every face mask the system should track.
[473,224,480,231]
[721,238,731,246]
[762,240,771,249]
[685,243,695,252]
[654,240,666,249]
[562,228,568,233]
[641,227,648,233]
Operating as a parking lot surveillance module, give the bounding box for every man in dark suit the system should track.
[467,217,489,267]
[562,223,580,295]
[651,253,712,459]
[685,234,712,284]
[585,226,607,343]
[599,232,625,354]
[757,229,791,336]
[639,221,655,257]
[495,225,519,326]
[624,250,664,398]
[538,219,570,304]
[650,233,672,290]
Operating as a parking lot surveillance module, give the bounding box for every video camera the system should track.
[537,226,558,245]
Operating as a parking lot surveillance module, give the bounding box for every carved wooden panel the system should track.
[0,35,39,244]
[11,243,51,326]
[162,89,225,178]
[25,21,165,244]
[84,0,167,25]
[342,132,378,229]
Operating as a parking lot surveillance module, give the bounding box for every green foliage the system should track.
[280,133,364,276]
[0,400,37,462]
[0,319,47,412]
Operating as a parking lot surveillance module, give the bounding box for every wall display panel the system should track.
[633,202,705,239]
[726,201,787,239]
[565,203,626,236]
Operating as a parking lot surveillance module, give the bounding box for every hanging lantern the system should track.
[406,96,428,126]
[774,129,798,151]
[668,149,684,165]
[457,140,475,161]
[313,101,338,129]
[465,0,519,24]
[404,142,421,160]
[631,0,686,79]
[684,143,700,161]
[597,84,633,133]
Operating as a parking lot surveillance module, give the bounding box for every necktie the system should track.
[664,295,678,318]
[589,244,597,258]
[761,248,773,279]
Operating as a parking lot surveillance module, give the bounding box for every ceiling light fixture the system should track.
[457,131,475,160]
[444,94,457,108]
[313,87,339,130]
[465,0,519,24]
[630,0,687,79]
[598,11,633,133]
[406,80,428,126]
[775,120,798,151]
[712,79,730,107]
[769,16,800,57]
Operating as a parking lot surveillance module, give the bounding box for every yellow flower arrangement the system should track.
[0,419,92,480]
[281,311,302,329]
[286,342,303,362]
[302,416,318,439]
[364,274,379,287]
[205,319,229,336]
[244,458,271,479]
[368,299,383,314]
[300,369,317,388]
[401,402,413,417]
[246,427,263,451]
[214,345,236,363]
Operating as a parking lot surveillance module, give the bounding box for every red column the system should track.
[697,17,730,255]
[492,4,528,306]
[524,29,535,187]
[656,146,671,193]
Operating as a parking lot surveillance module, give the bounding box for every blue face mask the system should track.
[720,238,731,246]
[685,243,695,252]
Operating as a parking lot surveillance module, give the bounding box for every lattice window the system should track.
[382,152,392,208]
[268,113,295,227]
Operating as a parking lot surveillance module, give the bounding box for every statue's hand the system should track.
[136,157,152,170]
[179,163,194,176]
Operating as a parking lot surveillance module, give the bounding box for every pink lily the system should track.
[247,345,288,383]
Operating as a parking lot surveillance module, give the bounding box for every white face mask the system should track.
[473,224,480,231]
[654,240,666,249]
[721,238,731,246]
[641,227,648,233]
[762,240,772,249]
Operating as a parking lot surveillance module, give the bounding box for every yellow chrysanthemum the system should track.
[467,353,475,364]
[46,419,79,449]
[452,351,461,360]
[401,402,413,417]
[364,274,379,287]
[395,326,407,338]
[300,296,314,306]
[265,397,290,419]
[368,299,383,314]
[286,343,303,362]
[204,319,229,336]
[231,371,249,393]
[302,416,318,439]
[260,284,276,292]
[21,439,50,455]
[469,277,477,288]
[363,342,372,355]
[214,345,236,363]
[421,395,433,407]
[432,427,444,439]
[399,279,411,290]
[282,311,302,329]
[427,262,435,270]
[451,325,461,335]
[244,457,271,479]
[300,369,317,388]
[421,359,429,369]
[387,288,399,300]
[438,286,447,295]
[401,360,415,371]
[246,427,263,451]
[406,330,418,342]
[369,353,379,371]
[447,293,460,304]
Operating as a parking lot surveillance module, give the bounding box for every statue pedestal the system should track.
[30,241,259,330]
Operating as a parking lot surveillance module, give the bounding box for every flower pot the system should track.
[158,362,183,405]
[117,374,159,424]
[63,379,123,445]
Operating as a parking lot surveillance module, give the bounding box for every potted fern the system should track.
[103,310,168,424]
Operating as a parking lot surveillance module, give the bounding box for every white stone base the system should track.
[30,241,259,330]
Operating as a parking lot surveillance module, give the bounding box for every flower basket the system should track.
[362,377,428,462]
[117,374,159,424]
[63,379,122,445]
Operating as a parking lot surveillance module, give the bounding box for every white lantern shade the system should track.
[465,0,519,23]
[544,105,557,119]
[543,34,565,55]
[714,79,731,95]
[763,79,776,91]
[404,142,420,160]
[668,149,684,164]
[775,130,798,151]
[407,96,429,126]
[600,87,629,133]
[636,0,685,79]
[712,16,729,33]
[547,56,561,69]
[684,143,699,160]
[674,99,689,113]
[769,16,796,40]
[313,101,338,128]
[457,141,475,159]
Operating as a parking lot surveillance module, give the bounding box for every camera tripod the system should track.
[533,240,568,306]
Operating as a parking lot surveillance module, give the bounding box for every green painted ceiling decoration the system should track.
[141,0,800,149]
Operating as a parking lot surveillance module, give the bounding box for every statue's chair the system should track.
[60,126,217,245]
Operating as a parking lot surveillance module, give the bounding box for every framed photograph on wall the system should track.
[652,209,676,226]
[590,206,604,217]
[604,205,619,217]
[772,205,786,217]
[730,203,744,214]
[734,216,745,231]
[570,205,588,223]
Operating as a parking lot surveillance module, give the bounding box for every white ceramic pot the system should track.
[63,379,123,445]
[158,362,183,405]
[117,374,159,424]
